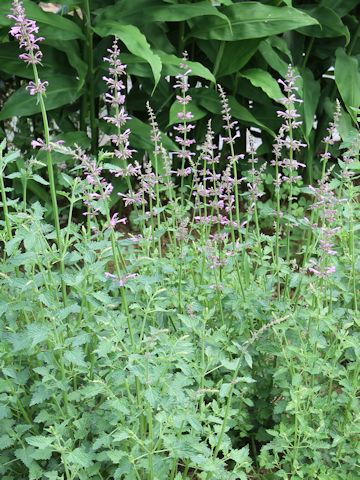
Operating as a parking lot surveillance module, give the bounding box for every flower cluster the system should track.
[103,39,136,165]
[308,170,342,277]
[9,0,44,66]
[241,134,266,211]
[173,52,196,175]
[73,146,121,225]
[218,85,241,158]
[9,1,48,97]
[105,271,138,287]
[272,65,306,187]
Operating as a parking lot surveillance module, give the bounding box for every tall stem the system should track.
[83,0,98,154]
[32,65,67,305]
[0,148,12,240]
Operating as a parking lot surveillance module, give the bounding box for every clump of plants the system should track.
[0,2,359,480]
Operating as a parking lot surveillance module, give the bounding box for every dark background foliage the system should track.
[1,0,360,205]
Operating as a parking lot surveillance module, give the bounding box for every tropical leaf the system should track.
[258,39,289,78]
[321,0,360,17]
[191,88,276,136]
[0,75,82,120]
[158,52,216,83]
[93,22,162,88]
[0,0,84,39]
[189,3,319,41]
[0,43,71,79]
[298,6,350,44]
[300,67,320,141]
[240,68,283,102]
[335,48,360,123]
[217,40,261,78]
[95,0,231,26]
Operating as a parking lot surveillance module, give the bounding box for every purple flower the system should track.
[26,80,48,96]
[31,138,64,151]
[119,273,139,287]
[9,1,44,66]
[103,39,136,173]
[218,85,239,149]
[110,213,127,228]
[118,190,146,206]
[173,52,196,175]
[307,170,343,278]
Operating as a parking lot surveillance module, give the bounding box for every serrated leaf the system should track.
[229,445,251,465]
[32,174,49,186]
[26,324,50,347]
[66,447,93,468]
[57,303,81,321]
[15,447,35,467]
[219,383,232,398]
[106,449,127,464]
[26,436,54,450]
[30,384,53,406]
[244,352,253,368]
[64,347,87,367]
[0,434,14,450]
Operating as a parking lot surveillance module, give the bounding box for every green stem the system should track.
[32,65,67,306]
[83,0,98,155]
[0,152,12,240]
[212,41,225,79]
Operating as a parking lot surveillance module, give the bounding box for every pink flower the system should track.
[110,213,127,228]
[26,80,48,95]
[9,1,44,66]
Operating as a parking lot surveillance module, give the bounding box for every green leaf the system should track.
[298,6,350,44]
[168,96,207,126]
[95,0,231,26]
[0,0,84,40]
[64,347,87,367]
[229,445,251,466]
[0,434,14,450]
[127,116,177,153]
[0,75,82,120]
[46,40,88,90]
[106,450,127,464]
[191,88,275,136]
[0,43,72,79]
[26,436,54,450]
[219,383,232,398]
[158,52,215,83]
[258,39,289,78]
[217,40,261,78]
[65,448,93,468]
[338,106,359,146]
[300,67,320,141]
[321,0,359,17]
[241,68,283,102]
[26,324,50,348]
[190,3,319,40]
[335,48,360,123]
[93,22,162,88]
[32,174,49,186]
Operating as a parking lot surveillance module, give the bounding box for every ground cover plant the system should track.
[0,1,360,479]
